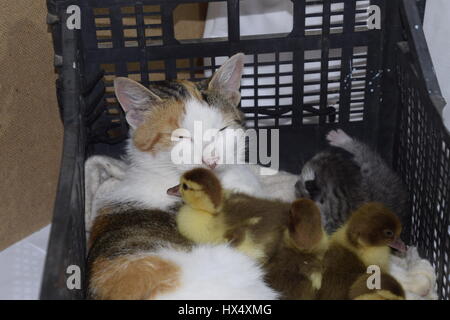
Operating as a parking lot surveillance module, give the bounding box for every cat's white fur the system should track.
[389,247,438,300]
[154,244,279,300]
[85,155,127,230]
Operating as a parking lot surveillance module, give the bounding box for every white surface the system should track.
[204,0,293,38]
[0,225,50,300]
[424,1,450,131]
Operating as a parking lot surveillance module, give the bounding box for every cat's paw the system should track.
[326,129,352,147]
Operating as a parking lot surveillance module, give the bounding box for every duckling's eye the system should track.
[383,229,394,238]
[182,183,188,190]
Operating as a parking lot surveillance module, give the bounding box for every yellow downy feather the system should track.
[176,205,227,244]
[332,226,390,271]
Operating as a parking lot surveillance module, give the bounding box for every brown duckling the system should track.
[264,198,328,299]
[317,202,405,300]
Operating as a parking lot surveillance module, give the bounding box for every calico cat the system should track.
[103,53,261,208]
[86,54,284,300]
[86,53,297,230]
[87,208,278,299]
[295,129,408,234]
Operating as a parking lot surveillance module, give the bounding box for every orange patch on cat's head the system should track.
[178,79,203,101]
[133,99,185,154]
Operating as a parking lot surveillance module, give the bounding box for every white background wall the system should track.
[424,0,450,130]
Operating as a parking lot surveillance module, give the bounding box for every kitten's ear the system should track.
[114,77,162,129]
[288,199,323,250]
[208,53,245,106]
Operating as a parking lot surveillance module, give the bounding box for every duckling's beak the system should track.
[167,184,181,197]
[389,237,407,253]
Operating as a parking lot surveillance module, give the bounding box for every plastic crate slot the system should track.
[173,3,211,41]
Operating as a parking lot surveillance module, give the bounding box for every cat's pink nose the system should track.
[202,157,219,169]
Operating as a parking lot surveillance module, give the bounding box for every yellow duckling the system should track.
[177,167,227,244]
[176,168,291,262]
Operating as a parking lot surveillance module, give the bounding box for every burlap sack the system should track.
[0,1,62,250]
[0,1,207,250]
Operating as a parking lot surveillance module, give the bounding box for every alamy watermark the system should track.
[65,263,384,291]
[367,5,381,30]
[366,265,382,290]
[66,265,81,290]
[66,5,81,30]
[170,121,279,176]
[63,4,381,31]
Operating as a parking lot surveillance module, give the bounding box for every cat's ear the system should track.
[208,53,245,106]
[114,77,162,129]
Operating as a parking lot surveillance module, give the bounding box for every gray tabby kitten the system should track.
[295,129,408,235]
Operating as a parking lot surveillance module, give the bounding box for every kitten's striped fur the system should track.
[295,129,408,234]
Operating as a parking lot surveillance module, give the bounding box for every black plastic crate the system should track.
[41,0,449,299]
